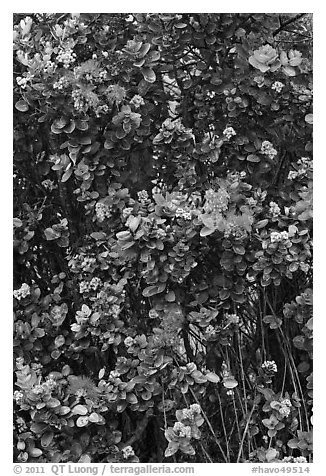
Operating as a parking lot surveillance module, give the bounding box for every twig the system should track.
[272,14,306,37]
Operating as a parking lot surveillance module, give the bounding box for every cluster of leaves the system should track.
[14,13,312,463]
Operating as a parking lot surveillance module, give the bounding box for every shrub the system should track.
[13,13,312,463]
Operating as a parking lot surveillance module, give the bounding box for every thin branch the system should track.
[272,14,306,37]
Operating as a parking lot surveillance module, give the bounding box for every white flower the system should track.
[226,313,240,325]
[130,95,145,108]
[122,445,135,459]
[189,403,201,414]
[124,336,134,347]
[270,231,289,243]
[269,201,281,217]
[137,190,149,202]
[13,283,31,300]
[262,360,277,373]
[261,140,277,160]
[271,81,284,93]
[223,126,236,140]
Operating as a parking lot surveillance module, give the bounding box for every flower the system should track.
[124,336,134,347]
[189,403,201,414]
[262,360,277,373]
[270,231,289,243]
[149,309,159,319]
[122,445,135,459]
[67,375,98,399]
[269,201,281,218]
[271,81,284,93]
[106,84,126,105]
[261,141,277,160]
[137,190,149,202]
[249,45,279,73]
[223,126,236,140]
[130,94,145,108]
[226,313,240,325]
[13,283,30,300]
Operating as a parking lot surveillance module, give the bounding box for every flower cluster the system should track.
[225,313,240,325]
[43,60,57,75]
[79,277,102,294]
[16,72,34,89]
[262,360,278,373]
[130,94,145,108]
[57,47,77,68]
[122,207,134,219]
[53,76,70,90]
[122,446,135,459]
[148,309,159,319]
[271,81,284,93]
[288,157,313,180]
[95,202,112,222]
[106,84,127,105]
[124,336,134,347]
[175,207,192,220]
[13,283,31,300]
[206,90,216,99]
[204,188,230,214]
[260,140,277,160]
[72,88,99,113]
[269,201,281,218]
[278,398,292,418]
[223,126,236,140]
[270,231,289,243]
[137,190,149,203]
[282,456,307,463]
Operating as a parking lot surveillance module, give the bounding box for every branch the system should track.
[120,412,150,448]
[272,13,306,37]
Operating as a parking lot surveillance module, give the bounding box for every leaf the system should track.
[205,371,220,383]
[180,443,195,455]
[126,392,138,404]
[15,99,29,112]
[255,219,268,229]
[305,113,313,125]
[91,232,107,241]
[76,416,89,427]
[266,448,278,462]
[46,398,61,408]
[128,215,141,232]
[61,167,73,183]
[29,448,43,457]
[78,454,92,463]
[72,404,88,416]
[116,230,132,241]
[88,412,100,423]
[98,368,105,379]
[248,56,269,73]
[141,67,156,83]
[200,226,215,237]
[282,65,296,77]
[165,291,176,302]
[41,431,54,448]
[142,285,160,297]
[223,377,238,389]
[53,117,67,129]
[44,228,60,240]
[164,441,179,457]
[247,154,260,163]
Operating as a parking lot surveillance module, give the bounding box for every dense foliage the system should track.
[13,13,313,464]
